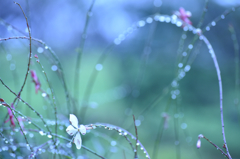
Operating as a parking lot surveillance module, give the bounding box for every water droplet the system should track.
[206,26,210,31]
[119,133,122,135]
[138,20,146,27]
[184,65,191,72]
[136,143,140,146]
[51,65,58,71]
[39,131,44,136]
[95,64,103,71]
[135,120,141,126]
[171,15,177,20]
[171,80,178,87]
[47,134,52,138]
[188,44,193,49]
[37,47,44,53]
[59,126,63,130]
[6,54,12,61]
[171,94,176,99]
[111,141,117,146]
[153,0,162,7]
[182,52,187,56]
[221,15,225,19]
[124,132,127,136]
[29,133,34,138]
[181,123,187,129]
[159,16,165,22]
[165,17,171,23]
[176,21,182,27]
[154,15,160,21]
[146,17,153,23]
[89,102,98,109]
[178,63,183,68]
[42,93,47,97]
[114,38,121,45]
[28,121,31,124]
[10,63,16,70]
[211,21,216,26]
[11,146,17,151]
[118,34,125,41]
[175,89,180,95]
[45,46,49,49]
[110,146,118,153]
[183,26,188,31]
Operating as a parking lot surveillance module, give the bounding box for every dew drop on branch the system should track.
[51,65,58,71]
[37,47,44,53]
[95,64,103,71]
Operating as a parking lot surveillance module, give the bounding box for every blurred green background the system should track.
[0,0,240,158]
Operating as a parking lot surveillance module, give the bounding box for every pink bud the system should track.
[30,70,41,94]
[175,7,192,26]
[196,139,201,149]
[34,54,38,59]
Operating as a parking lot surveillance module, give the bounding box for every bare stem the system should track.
[133,115,138,159]
[12,2,32,105]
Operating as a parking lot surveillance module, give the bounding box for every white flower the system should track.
[66,114,86,149]
[196,139,201,149]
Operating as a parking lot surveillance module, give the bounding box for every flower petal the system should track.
[79,125,86,135]
[74,133,82,149]
[69,114,78,128]
[66,125,77,136]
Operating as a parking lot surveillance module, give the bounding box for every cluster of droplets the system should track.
[88,123,150,159]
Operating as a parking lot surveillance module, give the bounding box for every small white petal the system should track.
[74,133,82,149]
[196,139,201,149]
[69,114,78,128]
[79,125,86,135]
[66,125,77,136]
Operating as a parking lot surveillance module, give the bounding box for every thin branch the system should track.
[12,2,32,104]
[133,115,138,159]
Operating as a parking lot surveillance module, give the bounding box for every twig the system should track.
[198,134,228,158]
[133,115,138,159]
[35,57,58,153]
[12,2,32,104]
